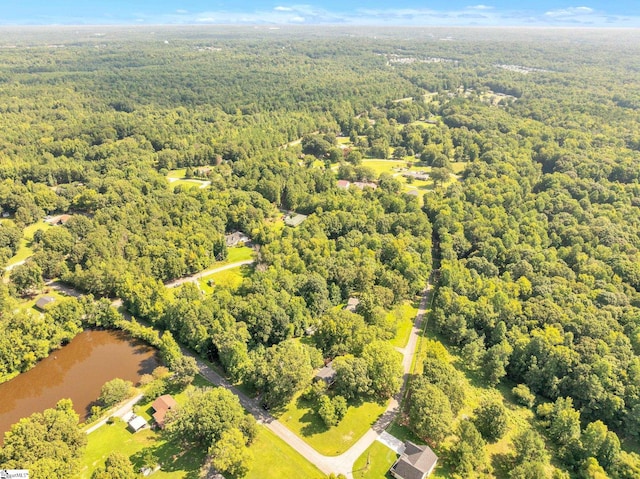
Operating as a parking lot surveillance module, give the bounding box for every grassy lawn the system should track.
[170,179,207,190]
[356,158,464,195]
[408,119,439,128]
[166,168,188,179]
[361,159,407,176]
[359,159,436,195]
[6,221,52,268]
[277,394,388,456]
[78,377,212,479]
[77,419,206,479]
[225,246,254,263]
[244,426,325,479]
[450,161,467,174]
[385,422,423,445]
[389,302,418,349]
[26,289,68,310]
[353,441,397,479]
[198,266,249,294]
[80,382,325,479]
[311,159,326,169]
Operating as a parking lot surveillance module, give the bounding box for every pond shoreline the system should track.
[0,329,159,443]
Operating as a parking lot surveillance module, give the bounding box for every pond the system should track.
[0,329,159,442]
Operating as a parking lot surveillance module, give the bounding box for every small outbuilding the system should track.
[127,414,148,433]
[390,441,438,479]
[152,394,177,429]
[35,296,56,311]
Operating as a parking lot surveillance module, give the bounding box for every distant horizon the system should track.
[1,2,639,28]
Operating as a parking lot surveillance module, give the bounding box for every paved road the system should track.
[84,393,144,434]
[4,259,26,271]
[165,259,255,288]
[48,263,434,477]
[331,282,432,477]
[46,280,84,297]
[190,281,433,477]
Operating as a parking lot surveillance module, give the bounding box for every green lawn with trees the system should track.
[1,25,640,479]
[244,427,325,479]
[278,394,388,456]
[353,441,397,479]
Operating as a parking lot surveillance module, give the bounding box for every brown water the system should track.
[0,329,159,442]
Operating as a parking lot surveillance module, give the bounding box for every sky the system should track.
[2,1,640,27]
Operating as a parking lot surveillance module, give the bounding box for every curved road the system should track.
[49,263,433,477]
[164,259,255,288]
[187,280,433,477]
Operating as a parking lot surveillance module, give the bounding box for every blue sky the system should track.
[2,1,640,26]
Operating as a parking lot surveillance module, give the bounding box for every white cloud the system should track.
[42,3,638,28]
[545,6,594,17]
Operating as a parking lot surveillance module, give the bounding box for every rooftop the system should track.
[344,297,360,313]
[128,414,148,432]
[152,394,177,428]
[391,441,438,479]
[284,213,308,227]
[35,296,55,310]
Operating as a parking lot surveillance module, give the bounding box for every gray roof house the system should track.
[314,361,336,386]
[344,297,360,313]
[284,213,308,227]
[35,296,56,311]
[390,442,438,479]
[225,231,250,247]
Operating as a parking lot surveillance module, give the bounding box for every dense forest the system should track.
[0,26,639,478]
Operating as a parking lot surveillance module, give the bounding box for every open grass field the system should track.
[225,246,253,264]
[198,265,249,294]
[353,441,397,479]
[450,162,466,174]
[407,119,439,128]
[244,427,325,479]
[78,377,211,478]
[169,179,208,190]
[358,159,434,195]
[79,376,321,479]
[78,418,206,479]
[25,289,68,311]
[5,221,53,268]
[277,394,387,456]
[166,167,212,190]
[166,168,188,179]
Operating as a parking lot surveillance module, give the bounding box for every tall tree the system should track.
[0,399,86,479]
[408,377,453,442]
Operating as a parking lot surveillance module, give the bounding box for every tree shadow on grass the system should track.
[299,408,330,437]
[130,435,205,479]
